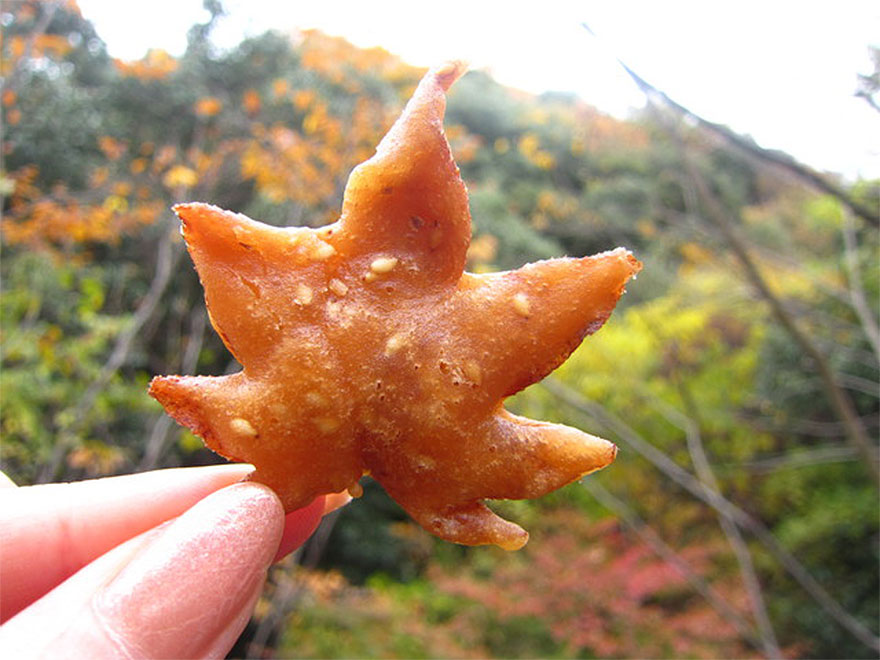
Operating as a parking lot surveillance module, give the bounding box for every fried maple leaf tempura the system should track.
[149,62,642,550]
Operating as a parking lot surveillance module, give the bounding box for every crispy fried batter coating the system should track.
[149,62,642,550]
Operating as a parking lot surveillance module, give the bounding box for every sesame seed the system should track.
[463,360,482,385]
[512,292,531,318]
[313,417,340,434]
[328,278,348,296]
[305,391,326,407]
[230,417,257,437]
[415,455,436,471]
[311,241,335,260]
[384,333,407,356]
[370,256,398,274]
[295,283,313,305]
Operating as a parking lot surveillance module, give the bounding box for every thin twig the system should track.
[300,509,342,569]
[648,392,781,658]
[742,414,879,439]
[581,23,879,485]
[581,23,878,228]
[659,203,870,314]
[678,150,880,488]
[139,416,174,472]
[839,372,880,398]
[648,94,880,487]
[139,306,207,470]
[720,446,862,475]
[583,479,763,650]
[41,221,183,481]
[544,378,880,652]
[842,209,880,362]
[246,552,305,658]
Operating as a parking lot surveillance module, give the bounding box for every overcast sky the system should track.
[77,0,879,180]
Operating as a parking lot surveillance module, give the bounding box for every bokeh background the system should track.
[1,1,878,658]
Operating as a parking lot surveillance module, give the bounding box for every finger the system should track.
[0,482,284,659]
[0,463,254,621]
[273,490,353,563]
[274,496,325,563]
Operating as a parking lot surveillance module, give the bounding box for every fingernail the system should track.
[95,482,284,658]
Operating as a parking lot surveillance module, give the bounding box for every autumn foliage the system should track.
[431,512,752,658]
[2,2,878,659]
[1,7,421,256]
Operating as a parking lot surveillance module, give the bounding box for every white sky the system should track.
[77,0,879,180]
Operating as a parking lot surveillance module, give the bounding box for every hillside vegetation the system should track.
[2,2,878,658]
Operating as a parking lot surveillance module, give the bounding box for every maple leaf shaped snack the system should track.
[149,62,641,550]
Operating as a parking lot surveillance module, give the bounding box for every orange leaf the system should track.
[243,89,261,115]
[194,96,222,118]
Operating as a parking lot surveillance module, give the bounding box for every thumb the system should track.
[1,482,285,659]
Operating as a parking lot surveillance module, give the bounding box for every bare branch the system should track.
[855,48,880,115]
[723,446,863,475]
[139,416,175,472]
[300,510,342,569]
[582,23,878,228]
[647,392,781,658]
[582,479,763,650]
[857,91,880,115]
[41,221,184,481]
[648,97,880,486]
[842,210,880,362]
[839,372,880,398]
[660,201,870,316]
[139,305,207,470]
[678,149,880,487]
[743,414,879,439]
[544,378,880,652]
[246,553,307,658]
[657,132,878,483]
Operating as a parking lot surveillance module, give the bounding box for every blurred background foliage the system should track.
[2,2,878,658]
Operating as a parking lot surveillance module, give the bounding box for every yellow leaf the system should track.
[466,234,498,265]
[103,195,129,213]
[115,49,178,80]
[163,165,198,189]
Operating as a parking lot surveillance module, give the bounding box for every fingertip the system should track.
[98,481,286,657]
[273,497,326,563]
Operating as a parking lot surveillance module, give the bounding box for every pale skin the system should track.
[0,464,349,658]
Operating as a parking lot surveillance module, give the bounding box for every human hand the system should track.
[0,465,348,657]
